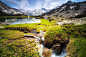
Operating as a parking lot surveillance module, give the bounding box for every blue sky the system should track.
[0,0,86,11]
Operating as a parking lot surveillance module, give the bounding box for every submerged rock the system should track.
[51,43,62,55]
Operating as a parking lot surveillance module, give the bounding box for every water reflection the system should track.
[0,18,41,25]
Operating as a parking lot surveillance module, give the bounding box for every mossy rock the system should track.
[44,26,69,47]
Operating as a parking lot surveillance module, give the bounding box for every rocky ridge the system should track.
[42,1,86,18]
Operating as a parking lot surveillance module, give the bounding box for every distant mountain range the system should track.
[0,1,49,16]
[19,8,49,16]
[42,1,86,18]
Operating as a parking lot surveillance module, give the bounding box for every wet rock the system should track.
[30,30,37,34]
[39,30,45,37]
[41,37,44,41]
[42,48,53,57]
[44,34,69,48]
[44,41,53,48]
[0,37,2,39]
[51,43,62,55]
[24,34,35,38]
[39,39,42,44]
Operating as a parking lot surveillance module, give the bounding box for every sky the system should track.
[0,0,86,11]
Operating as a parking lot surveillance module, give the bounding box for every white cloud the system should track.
[17,0,30,10]
[43,0,69,10]
[1,0,71,10]
[34,1,43,9]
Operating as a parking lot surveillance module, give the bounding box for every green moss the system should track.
[66,38,86,57]
[0,30,24,40]
[42,49,53,57]
[36,25,49,32]
[24,33,36,36]
[44,26,66,43]
[51,20,57,23]
[5,23,39,31]
[5,19,56,32]
[40,19,55,26]
[64,24,86,57]
[0,39,39,57]
[63,24,86,37]
[0,29,39,57]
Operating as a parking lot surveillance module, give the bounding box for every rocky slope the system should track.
[0,1,22,15]
[42,1,86,18]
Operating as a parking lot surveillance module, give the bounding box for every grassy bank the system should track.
[5,19,56,32]
[66,38,86,57]
[0,29,39,57]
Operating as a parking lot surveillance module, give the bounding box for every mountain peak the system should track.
[66,0,75,4]
[42,8,46,10]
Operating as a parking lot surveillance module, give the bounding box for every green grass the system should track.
[1,19,86,57]
[63,24,86,37]
[63,24,86,57]
[0,29,24,40]
[0,29,39,57]
[40,19,55,26]
[44,24,86,57]
[0,39,40,57]
[5,19,56,32]
[66,38,86,57]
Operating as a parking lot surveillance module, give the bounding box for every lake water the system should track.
[0,18,41,25]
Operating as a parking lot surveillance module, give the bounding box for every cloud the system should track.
[43,0,69,10]
[0,0,85,10]
[34,1,43,9]
[17,0,30,10]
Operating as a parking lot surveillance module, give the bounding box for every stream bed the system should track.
[24,30,68,57]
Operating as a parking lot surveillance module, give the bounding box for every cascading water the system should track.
[30,29,68,57]
[40,37,67,57]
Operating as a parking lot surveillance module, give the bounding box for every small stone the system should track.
[0,37,2,39]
